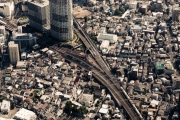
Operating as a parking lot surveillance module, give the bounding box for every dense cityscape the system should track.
[0,0,179,120]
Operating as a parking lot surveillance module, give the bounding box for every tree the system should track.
[90,36,97,43]
[114,9,121,16]
[84,16,88,23]
[64,101,73,114]
[95,100,100,107]
[72,105,79,114]
[79,106,88,115]
[111,67,118,74]
[100,7,104,12]
[119,7,125,13]
[142,88,147,95]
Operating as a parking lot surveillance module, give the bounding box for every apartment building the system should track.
[8,41,19,65]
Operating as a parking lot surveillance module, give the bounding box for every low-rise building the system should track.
[13,108,37,120]
[97,33,118,43]
[1,100,10,113]
[100,40,110,50]
[78,94,94,107]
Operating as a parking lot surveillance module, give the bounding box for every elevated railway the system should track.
[49,46,143,120]
[72,17,143,120]
[0,18,17,31]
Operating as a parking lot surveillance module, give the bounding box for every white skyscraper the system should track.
[0,0,14,19]
[8,41,19,65]
[50,0,73,41]
[28,0,50,32]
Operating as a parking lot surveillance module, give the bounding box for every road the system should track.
[72,17,143,120]
[49,46,143,120]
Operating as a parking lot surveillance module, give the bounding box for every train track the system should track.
[72,17,143,120]
[0,18,18,31]
[73,17,111,74]
[49,46,143,120]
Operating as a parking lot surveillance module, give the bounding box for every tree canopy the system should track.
[114,7,126,16]
[84,16,88,23]
[79,106,88,115]
[64,101,88,116]
[64,101,73,114]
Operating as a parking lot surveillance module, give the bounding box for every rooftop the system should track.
[29,0,49,7]
[13,108,37,120]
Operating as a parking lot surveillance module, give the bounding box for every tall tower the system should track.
[50,0,73,41]
[28,0,50,32]
[8,41,19,65]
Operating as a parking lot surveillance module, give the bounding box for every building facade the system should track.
[8,41,19,65]
[28,0,50,32]
[0,1,14,19]
[172,7,180,22]
[12,32,36,52]
[50,0,73,41]
[0,26,5,35]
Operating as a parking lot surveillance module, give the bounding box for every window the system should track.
[29,15,46,25]
[28,3,38,12]
[59,28,68,33]
[51,24,68,33]
[52,13,68,22]
[51,0,57,4]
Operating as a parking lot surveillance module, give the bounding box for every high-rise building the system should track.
[50,0,73,41]
[28,0,50,32]
[8,41,19,65]
[172,7,180,22]
[0,0,14,19]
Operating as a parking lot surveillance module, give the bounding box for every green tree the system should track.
[142,88,147,95]
[114,9,121,16]
[64,101,73,114]
[10,101,15,110]
[84,16,88,23]
[90,36,97,43]
[119,7,125,13]
[95,100,100,107]
[72,105,79,114]
[79,106,88,115]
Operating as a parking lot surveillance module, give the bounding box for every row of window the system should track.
[52,13,68,22]
[16,36,30,39]
[50,0,67,4]
[28,3,38,13]
[29,15,47,25]
[51,24,68,33]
